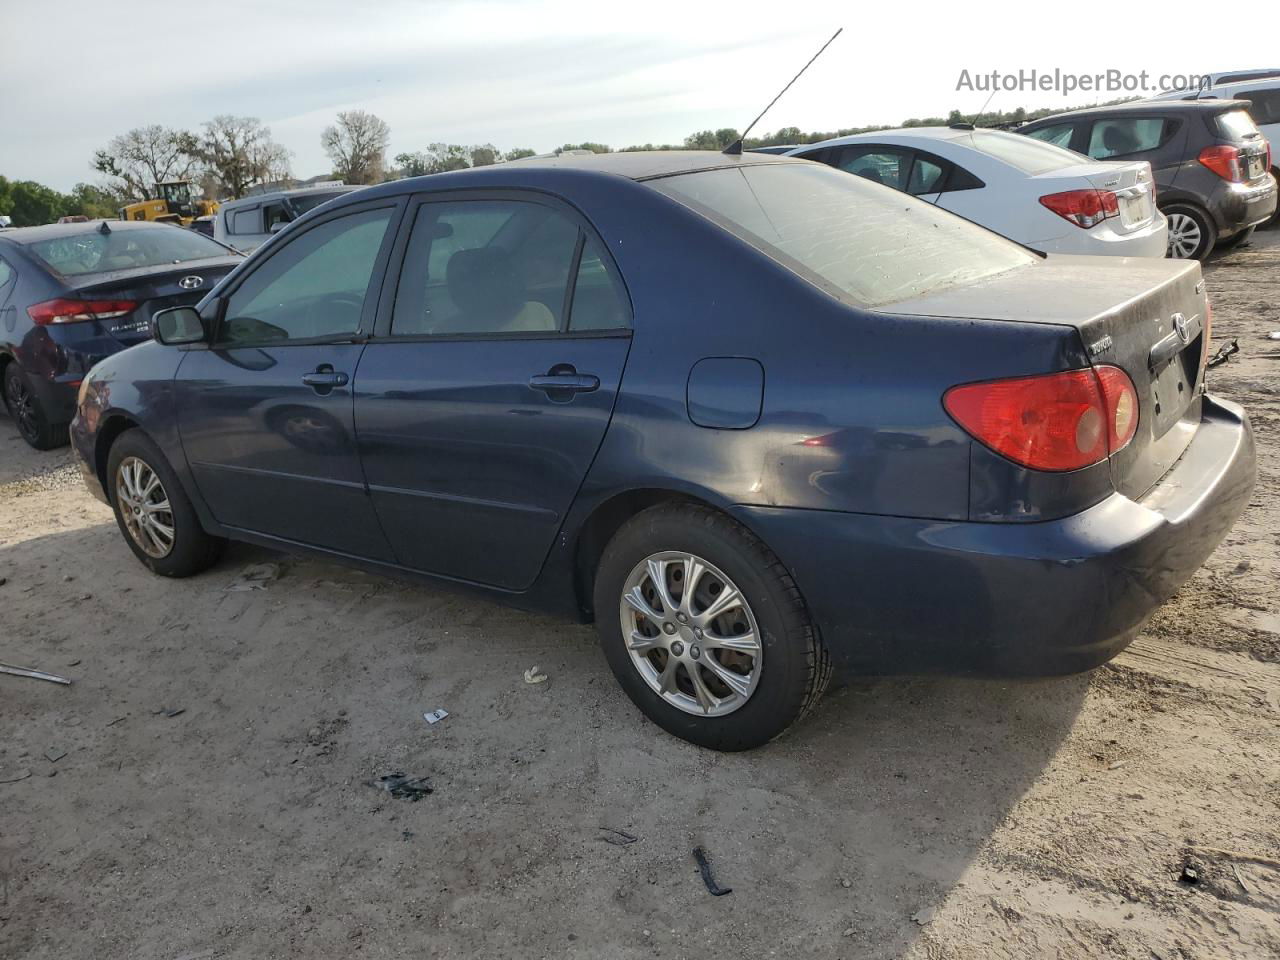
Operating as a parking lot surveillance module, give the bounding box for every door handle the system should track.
[529,374,600,393]
[302,366,349,390]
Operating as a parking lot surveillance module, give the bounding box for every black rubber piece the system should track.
[693,847,733,896]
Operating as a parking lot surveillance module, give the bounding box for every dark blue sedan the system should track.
[70,152,1255,750]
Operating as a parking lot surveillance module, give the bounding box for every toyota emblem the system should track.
[1172,312,1190,344]
[178,275,204,290]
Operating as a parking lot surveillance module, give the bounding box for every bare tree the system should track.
[92,126,198,202]
[322,111,391,184]
[189,116,292,199]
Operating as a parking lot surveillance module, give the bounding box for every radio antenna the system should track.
[722,27,843,155]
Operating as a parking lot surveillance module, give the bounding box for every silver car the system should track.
[214,185,360,252]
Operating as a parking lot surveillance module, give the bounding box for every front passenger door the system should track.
[177,200,402,560]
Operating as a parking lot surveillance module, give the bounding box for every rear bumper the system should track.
[1030,213,1168,258]
[1213,175,1277,235]
[732,395,1255,678]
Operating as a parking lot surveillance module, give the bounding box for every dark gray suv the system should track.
[1018,100,1276,259]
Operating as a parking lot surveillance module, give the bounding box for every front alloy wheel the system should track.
[620,551,762,717]
[115,456,175,558]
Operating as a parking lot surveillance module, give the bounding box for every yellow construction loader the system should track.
[118,180,218,226]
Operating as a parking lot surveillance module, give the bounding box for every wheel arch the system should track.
[94,412,142,493]
[571,486,768,621]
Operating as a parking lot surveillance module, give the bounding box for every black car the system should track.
[1018,100,1276,259]
[0,220,242,448]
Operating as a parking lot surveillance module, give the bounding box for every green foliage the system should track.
[0,175,125,226]
[503,147,537,161]
[555,143,611,155]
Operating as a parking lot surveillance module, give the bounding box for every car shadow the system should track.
[1,521,1088,958]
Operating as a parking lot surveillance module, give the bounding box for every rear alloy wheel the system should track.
[594,503,830,751]
[107,429,225,577]
[1164,205,1215,260]
[3,363,69,450]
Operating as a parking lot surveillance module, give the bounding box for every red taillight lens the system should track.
[944,365,1138,472]
[1039,189,1120,229]
[1198,145,1243,182]
[26,298,138,325]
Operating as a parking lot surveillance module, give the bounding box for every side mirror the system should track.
[269,220,287,234]
[152,306,207,346]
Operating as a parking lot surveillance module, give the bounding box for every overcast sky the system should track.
[2,0,1270,192]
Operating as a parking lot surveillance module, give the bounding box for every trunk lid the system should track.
[69,256,240,345]
[1033,160,1158,233]
[879,255,1208,499]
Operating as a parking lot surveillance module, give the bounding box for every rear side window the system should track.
[26,227,230,277]
[287,191,348,217]
[1216,108,1264,139]
[569,236,629,331]
[1087,118,1166,158]
[906,155,945,195]
[0,257,14,290]
[231,208,260,235]
[951,130,1079,174]
[221,207,393,343]
[829,146,909,190]
[1239,88,1280,125]
[651,163,1035,307]
[1025,123,1075,149]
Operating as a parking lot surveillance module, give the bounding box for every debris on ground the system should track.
[0,661,72,685]
[44,748,67,763]
[225,562,281,592]
[523,666,548,684]
[1179,862,1201,885]
[1,768,32,784]
[152,707,186,718]
[368,772,433,801]
[692,846,733,896]
[599,827,638,846]
[1267,331,1280,340]
[423,708,449,725]
[1207,338,1240,368]
[912,906,938,925]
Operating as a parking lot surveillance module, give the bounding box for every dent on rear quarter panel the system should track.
[566,182,1091,522]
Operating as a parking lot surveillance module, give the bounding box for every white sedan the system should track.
[786,127,1168,258]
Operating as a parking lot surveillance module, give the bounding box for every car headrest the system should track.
[446,247,522,328]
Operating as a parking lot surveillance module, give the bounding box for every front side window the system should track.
[220,207,393,344]
[231,208,260,235]
[1239,89,1280,125]
[1025,123,1076,149]
[262,202,289,232]
[829,146,910,191]
[392,201,580,336]
[1087,118,1166,158]
[650,163,1035,307]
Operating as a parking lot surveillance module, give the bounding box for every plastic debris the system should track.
[368,772,433,801]
[44,748,67,763]
[1207,338,1239,368]
[523,666,548,684]
[600,827,638,846]
[423,709,448,725]
[692,846,733,896]
[912,906,938,925]
[152,706,186,718]
[0,768,32,784]
[1267,331,1280,340]
[0,662,72,685]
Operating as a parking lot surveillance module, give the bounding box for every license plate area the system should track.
[1119,192,1151,229]
[1246,154,1265,180]
[1149,337,1202,437]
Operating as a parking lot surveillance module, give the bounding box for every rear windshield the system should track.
[1215,109,1261,140]
[649,163,1035,307]
[27,226,230,277]
[286,191,349,217]
[949,130,1082,174]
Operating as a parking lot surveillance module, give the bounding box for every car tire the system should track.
[106,429,225,577]
[1163,204,1217,260]
[593,502,831,751]
[3,363,69,450]
[1217,225,1256,250]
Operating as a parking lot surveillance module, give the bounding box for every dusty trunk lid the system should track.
[69,257,239,344]
[878,254,1208,499]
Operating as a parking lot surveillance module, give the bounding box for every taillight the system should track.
[944,365,1139,472]
[1198,145,1244,182]
[26,298,138,325]
[1039,189,1120,229]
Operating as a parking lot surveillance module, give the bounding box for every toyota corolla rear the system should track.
[648,160,1254,678]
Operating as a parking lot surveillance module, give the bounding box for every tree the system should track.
[321,110,390,184]
[556,142,612,154]
[503,147,537,161]
[682,129,739,150]
[0,176,67,226]
[190,115,292,199]
[92,125,198,202]
[470,144,498,167]
[66,183,121,219]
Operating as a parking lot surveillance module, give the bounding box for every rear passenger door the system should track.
[354,193,633,590]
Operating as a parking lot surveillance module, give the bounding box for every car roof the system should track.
[788,126,1032,151]
[219,185,362,210]
[1192,77,1280,94]
[499,149,807,180]
[1024,99,1253,122]
[0,219,185,246]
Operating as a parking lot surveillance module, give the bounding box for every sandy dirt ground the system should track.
[2,231,1279,960]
